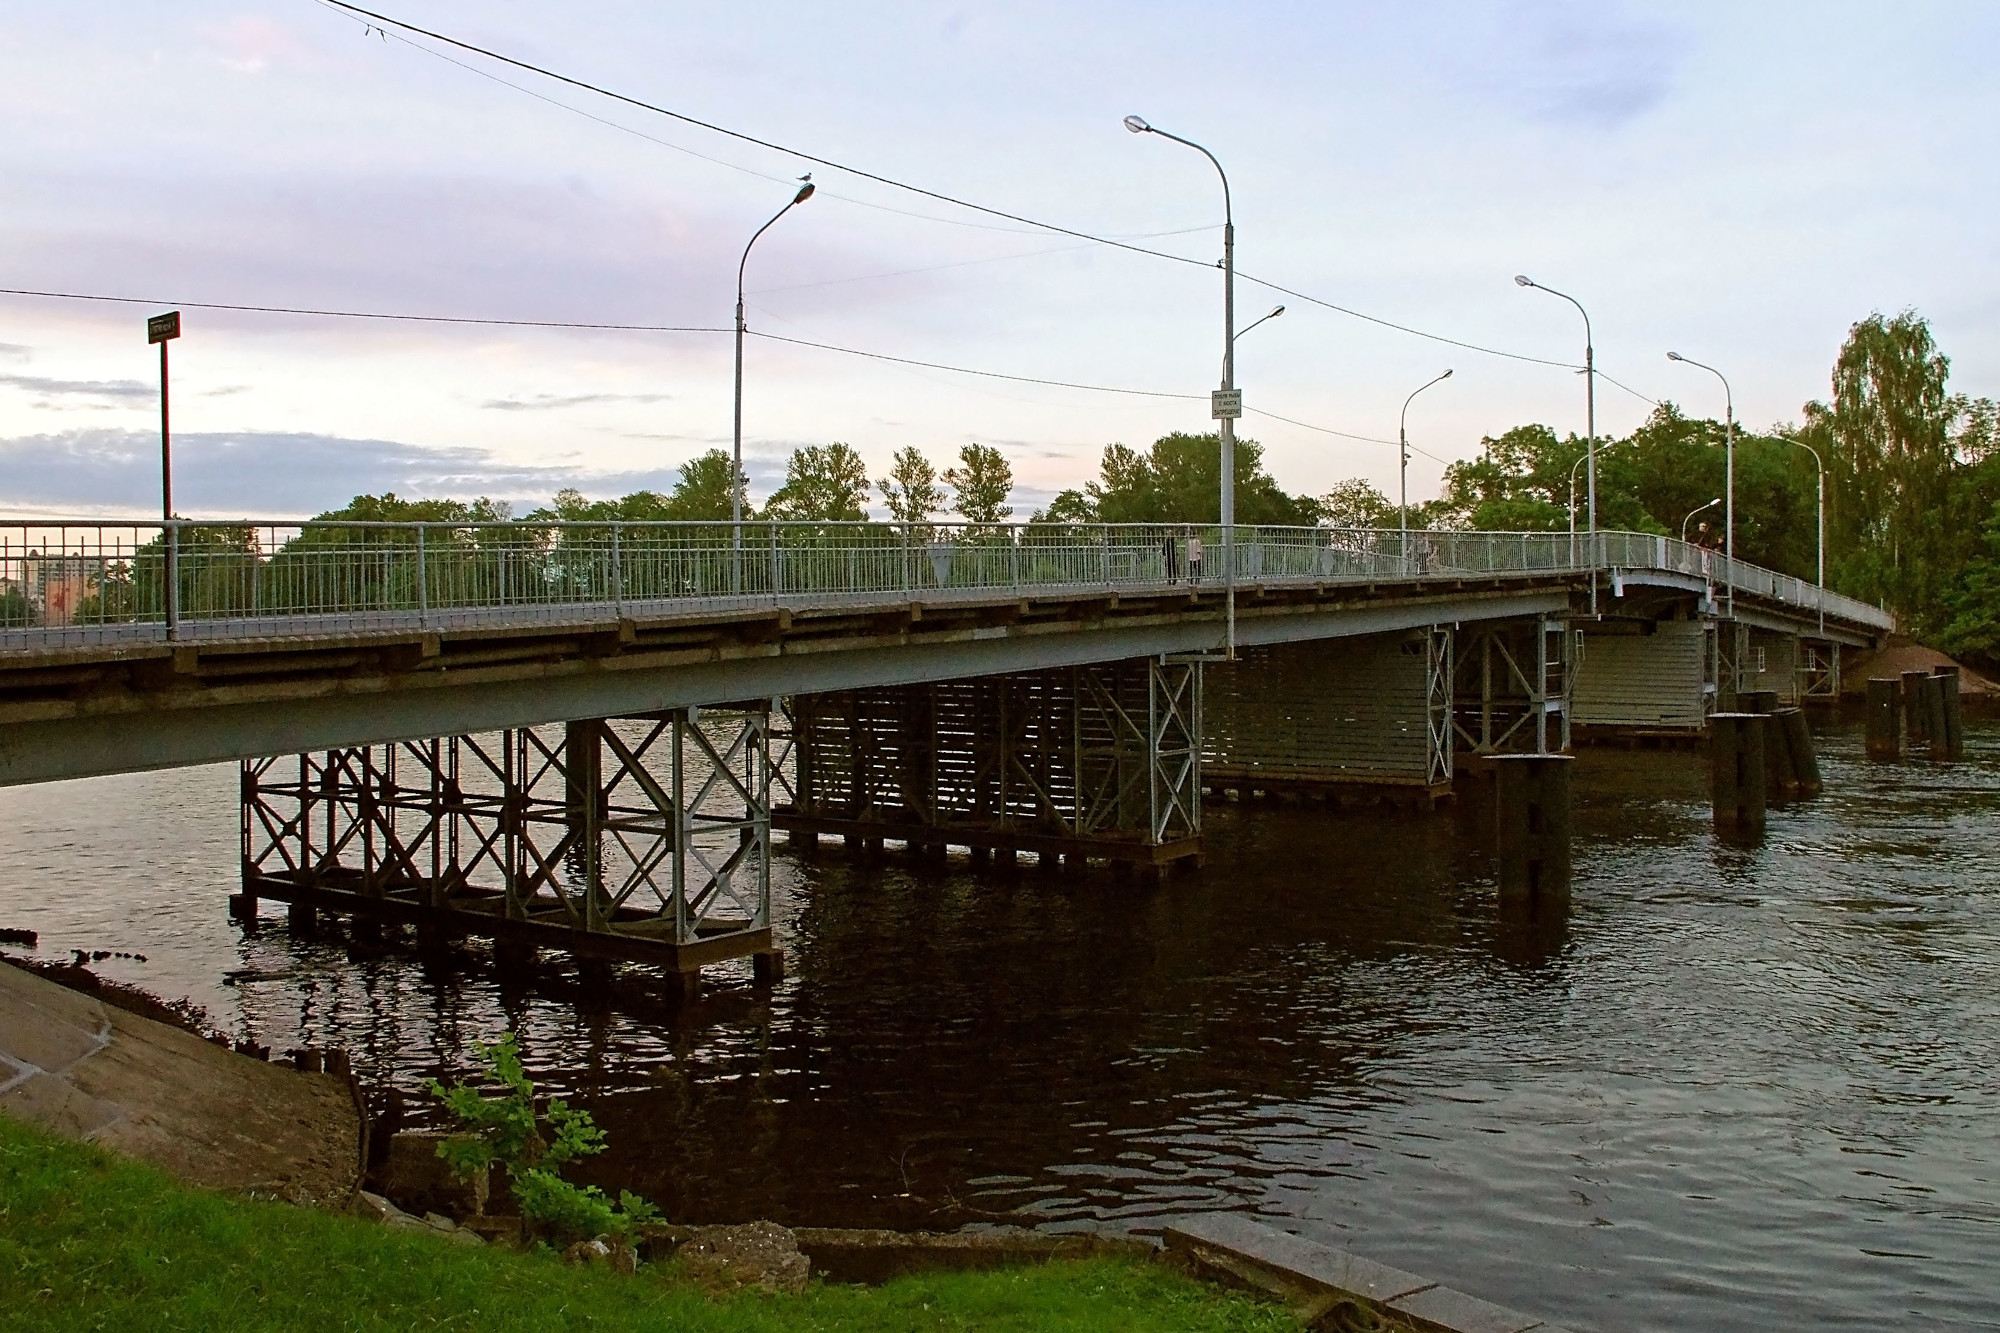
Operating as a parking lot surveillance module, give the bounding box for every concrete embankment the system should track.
[0,959,361,1205]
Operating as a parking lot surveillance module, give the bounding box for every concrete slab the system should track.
[1164,1213,1558,1333]
[1390,1282,1548,1333]
[0,961,362,1205]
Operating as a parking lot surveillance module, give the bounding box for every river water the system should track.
[2,720,1995,1331]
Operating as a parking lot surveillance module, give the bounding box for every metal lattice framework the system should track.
[239,709,772,973]
[781,658,1201,867]
[1454,619,1570,755]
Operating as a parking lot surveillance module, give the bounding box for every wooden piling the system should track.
[1866,678,1901,760]
[1763,707,1800,802]
[1902,671,1933,748]
[1779,708,1823,797]
[1493,754,1573,910]
[1919,673,1951,761]
[286,902,318,936]
[1709,713,1767,832]
[1740,689,1780,716]
[752,948,786,985]
[1933,666,1965,761]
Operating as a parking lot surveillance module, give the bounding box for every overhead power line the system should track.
[309,0,1633,384]
[0,284,1394,441]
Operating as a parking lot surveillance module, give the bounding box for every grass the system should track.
[0,1113,1304,1333]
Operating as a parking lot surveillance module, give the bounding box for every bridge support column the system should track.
[1709,713,1767,833]
[1866,678,1901,760]
[779,657,1202,871]
[1204,628,1453,806]
[1493,754,1571,912]
[240,709,775,990]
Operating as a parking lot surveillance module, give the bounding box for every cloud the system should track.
[0,428,685,517]
[0,372,153,401]
[0,344,29,361]
[1470,2,1684,128]
[481,392,674,411]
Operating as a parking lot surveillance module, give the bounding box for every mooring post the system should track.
[1493,754,1573,912]
[1933,665,1964,761]
[1741,688,1779,716]
[752,948,786,985]
[1901,671,1933,750]
[1709,712,1767,832]
[1865,678,1901,760]
[1919,673,1951,761]
[1779,708,1823,797]
[286,902,318,936]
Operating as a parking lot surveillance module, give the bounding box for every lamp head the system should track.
[1441,368,1454,379]
[1268,305,1285,319]
[1123,114,1151,134]
[1667,351,1684,362]
[792,182,816,204]
[1513,274,1534,288]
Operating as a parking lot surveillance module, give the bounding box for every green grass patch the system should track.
[0,1113,1302,1332]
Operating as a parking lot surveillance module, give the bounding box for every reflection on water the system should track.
[3,722,1997,1332]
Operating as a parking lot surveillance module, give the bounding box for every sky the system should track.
[2,2,1996,520]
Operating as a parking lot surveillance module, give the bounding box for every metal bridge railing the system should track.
[0,519,1893,648]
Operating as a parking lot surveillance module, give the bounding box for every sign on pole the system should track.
[1210,388,1242,420]
[147,311,181,344]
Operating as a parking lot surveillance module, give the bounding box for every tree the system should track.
[1044,432,1318,525]
[1317,479,1395,530]
[764,442,870,521]
[878,445,945,524]
[662,449,740,520]
[943,443,1014,524]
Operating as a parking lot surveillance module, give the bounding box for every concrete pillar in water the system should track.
[1933,666,1965,761]
[1710,713,1768,832]
[1919,673,1952,761]
[494,938,536,980]
[1866,679,1901,760]
[1493,754,1573,911]
[286,902,318,936]
[753,948,786,985]
[1740,689,1780,716]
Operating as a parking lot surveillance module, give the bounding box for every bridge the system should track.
[1,518,1889,990]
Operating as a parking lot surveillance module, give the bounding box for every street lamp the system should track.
[1681,496,1722,543]
[733,181,815,582]
[1399,370,1453,561]
[1515,276,1597,534]
[1780,435,1826,598]
[1237,305,1284,341]
[1666,352,1735,616]
[1127,112,1239,657]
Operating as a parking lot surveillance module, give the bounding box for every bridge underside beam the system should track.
[238,709,775,983]
[777,658,1202,871]
[0,586,1574,786]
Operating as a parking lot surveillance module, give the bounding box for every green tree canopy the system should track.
[1040,432,1318,526]
[943,443,1014,524]
[877,445,944,524]
[764,442,870,521]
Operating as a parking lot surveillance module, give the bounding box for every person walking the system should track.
[1161,528,1180,584]
[1186,528,1203,585]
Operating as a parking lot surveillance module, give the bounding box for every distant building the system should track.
[20,554,98,627]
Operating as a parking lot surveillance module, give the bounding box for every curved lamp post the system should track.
[1665,352,1735,617]
[1127,113,1239,656]
[733,182,815,581]
[1681,496,1722,543]
[1516,276,1597,534]
[1399,370,1453,562]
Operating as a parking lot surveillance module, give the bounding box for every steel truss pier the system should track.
[1202,629,1454,805]
[239,708,777,988]
[775,657,1202,871]
[1454,618,1570,756]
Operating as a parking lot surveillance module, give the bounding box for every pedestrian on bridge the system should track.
[1186,529,1204,584]
[1162,530,1181,584]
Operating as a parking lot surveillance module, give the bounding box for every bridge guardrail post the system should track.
[415,524,428,628]
[610,523,624,616]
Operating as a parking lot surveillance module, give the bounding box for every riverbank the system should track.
[0,1112,1312,1333]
